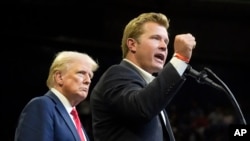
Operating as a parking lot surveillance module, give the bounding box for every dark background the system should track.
[2,0,250,140]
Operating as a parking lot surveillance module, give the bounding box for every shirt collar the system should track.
[50,88,74,113]
[123,59,155,84]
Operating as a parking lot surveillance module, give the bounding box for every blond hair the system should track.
[46,51,99,88]
[121,12,170,58]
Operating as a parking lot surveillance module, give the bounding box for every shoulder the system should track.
[22,93,56,115]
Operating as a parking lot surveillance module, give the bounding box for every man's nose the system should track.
[83,74,91,84]
[159,40,167,51]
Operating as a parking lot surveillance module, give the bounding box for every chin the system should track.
[156,64,164,70]
[79,93,87,98]
[152,67,163,74]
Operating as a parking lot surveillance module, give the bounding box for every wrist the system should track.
[174,53,190,63]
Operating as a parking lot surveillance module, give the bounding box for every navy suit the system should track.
[15,91,89,141]
[90,60,187,141]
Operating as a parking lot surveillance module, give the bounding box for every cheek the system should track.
[65,77,80,86]
[165,50,168,58]
[139,44,154,53]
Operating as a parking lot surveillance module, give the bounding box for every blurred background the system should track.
[1,0,250,141]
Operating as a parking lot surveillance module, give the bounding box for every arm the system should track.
[94,63,186,122]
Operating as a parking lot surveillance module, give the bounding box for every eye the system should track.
[89,72,94,79]
[152,35,160,40]
[77,71,85,76]
[78,71,93,79]
[164,39,169,45]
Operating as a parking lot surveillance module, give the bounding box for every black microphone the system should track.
[185,65,224,91]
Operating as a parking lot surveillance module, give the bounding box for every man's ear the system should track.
[127,38,137,53]
[54,71,63,86]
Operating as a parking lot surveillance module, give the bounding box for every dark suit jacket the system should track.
[14,91,90,141]
[90,60,187,141]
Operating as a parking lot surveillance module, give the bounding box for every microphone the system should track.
[185,65,224,91]
[186,66,247,125]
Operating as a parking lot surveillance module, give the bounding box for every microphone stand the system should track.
[187,67,247,125]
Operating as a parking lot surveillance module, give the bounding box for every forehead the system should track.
[70,60,93,72]
[142,22,168,34]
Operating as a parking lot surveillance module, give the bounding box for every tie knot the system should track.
[71,108,78,117]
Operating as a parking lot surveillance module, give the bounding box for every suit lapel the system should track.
[120,60,147,84]
[46,91,81,141]
[121,60,175,141]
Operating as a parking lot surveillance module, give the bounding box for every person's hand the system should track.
[173,33,196,62]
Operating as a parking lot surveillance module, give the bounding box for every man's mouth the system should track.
[154,53,165,62]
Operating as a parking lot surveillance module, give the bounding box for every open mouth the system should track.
[154,53,165,62]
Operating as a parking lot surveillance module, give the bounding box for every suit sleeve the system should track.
[92,62,186,123]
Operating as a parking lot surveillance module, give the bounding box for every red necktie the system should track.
[71,108,86,141]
